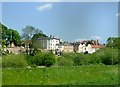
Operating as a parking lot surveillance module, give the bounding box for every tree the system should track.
[21,25,42,40]
[0,23,7,47]
[107,37,120,49]
[31,33,47,49]
[21,25,43,54]
[0,23,21,47]
[6,29,21,46]
[86,41,93,46]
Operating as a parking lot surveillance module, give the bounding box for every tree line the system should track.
[0,23,47,49]
[0,23,21,47]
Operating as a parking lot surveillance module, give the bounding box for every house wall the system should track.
[56,45,64,52]
[47,38,60,50]
[78,44,98,54]
[63,45,74,53]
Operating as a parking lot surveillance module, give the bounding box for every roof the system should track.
[56,43,73,46]
[91,45,105,48]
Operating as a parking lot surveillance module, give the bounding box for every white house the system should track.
[78,44,104,54]
[56,44,64,52]
[37,36,60,51]
[78,44,86,53]
[47,37,60,50]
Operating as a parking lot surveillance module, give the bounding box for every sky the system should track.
[1,2,119,44]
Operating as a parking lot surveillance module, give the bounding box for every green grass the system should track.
[0,57,2,87]
[2,65,118,85]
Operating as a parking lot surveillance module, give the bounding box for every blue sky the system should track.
[2,2,118,43]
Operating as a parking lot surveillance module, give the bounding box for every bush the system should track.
[101,50,112,65]
[73,48,118,66]
[2,54,28,68]
[89,53,102,64]
[80,54,91,65]
[31,52,55,67]
[101,48,118,65]
[61,53,77,59]
[43,53,56,67]
[90,48,118,65]
[57,56,74,66]
[31,52,44,66]
[73,53,84,66]
[57,53,77,66]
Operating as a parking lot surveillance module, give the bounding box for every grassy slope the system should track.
[2,65,118,85]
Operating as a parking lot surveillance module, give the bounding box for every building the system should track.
[47,37,60,50]
[80,40,99,45]
[63,43,74,53]
[37,37,48,49]
[56,44,64,52]
[78,44,105,54]
[37,35,60,51]
[77,40,105,54]
[78,44,86,53]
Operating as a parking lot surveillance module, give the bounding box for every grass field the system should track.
[2,65,118,85]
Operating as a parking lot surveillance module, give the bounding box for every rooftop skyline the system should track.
[2,2,118,43]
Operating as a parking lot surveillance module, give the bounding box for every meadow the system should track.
[2,65,118,85]
[2,48,119,85]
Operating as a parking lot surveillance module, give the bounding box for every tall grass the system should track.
[2,54,28,68]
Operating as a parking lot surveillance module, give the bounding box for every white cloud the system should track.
[36,3,53,11]
[91,36,101,40]
[116,13,120,17]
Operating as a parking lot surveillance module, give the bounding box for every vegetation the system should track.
[56,48,118,66]
[2,65,118,85]
[31,33,48,50]
[1,24,119,85]
[21,25,47,54]
[30,52,56,67]
[0,23,21,47]
[2,48,118,68]
[107,37,120,49]
[2,54,28,68]
[21,25,43,41]
[21,25,43,48]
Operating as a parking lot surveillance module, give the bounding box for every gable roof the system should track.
[91,45,105,48]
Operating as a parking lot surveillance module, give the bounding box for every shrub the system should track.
[73,48,119,66]
[73,53,84,66]
[43,53,56,67]
[89,53,102,64]
[32,52,55,67]
[91,48,118,65]
[111,49,119,65]
[57,53,77,66]
[57,56,74,66]
[2,54,28,68]
[73,53,92,66]
[102,48,118,65]
[101,49,112,65]
[31,52,44,66]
